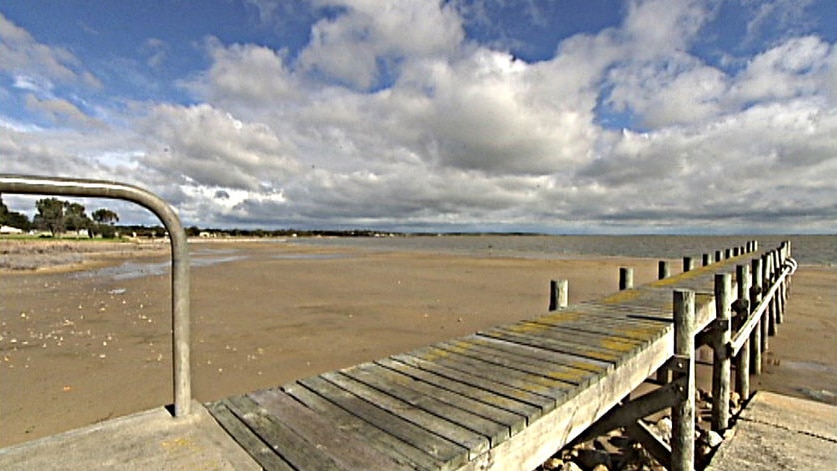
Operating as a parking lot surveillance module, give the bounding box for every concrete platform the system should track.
[708,391,837,471]
[0,402,259,470]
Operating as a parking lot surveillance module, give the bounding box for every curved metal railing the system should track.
[0,174,191,417]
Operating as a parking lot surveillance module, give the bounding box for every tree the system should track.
[5,211,32,231]
[0,195,32,231]
[0,195,7,224]
[63,201,92,233]
[92,208,119,225]
[34,198,66,235]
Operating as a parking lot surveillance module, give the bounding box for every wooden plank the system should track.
[406,346,574,401]
[377,357,542,423]
[363,360,529,437]
[573,301,671,317]
[457,329,674,471]
[298,374,470,467]
[282,381,447,471]
[434,339,595,387]
[206,401,295,471]
[478,328,622,364]
[321,371,491,459]
[248,388,415,471]
[223,395,346,470]
[508,320,645,350]
[341,363,512,447]
[390,353,556,414]
[457,334,611,373]
[531,314,667,341]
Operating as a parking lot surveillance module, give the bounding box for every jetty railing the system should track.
[0,174,192,417]
[556,240,795,471]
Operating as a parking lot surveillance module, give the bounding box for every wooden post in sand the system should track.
[715,250,723,262]
[672,289,696,471]
[683,257,694,273]
[702,253,712,266]
[549,279,568,311]
[658,261,670,280]
[712,273,732,431]
[619,267,634,291]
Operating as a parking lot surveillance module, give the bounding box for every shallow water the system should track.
[297,234,836,265]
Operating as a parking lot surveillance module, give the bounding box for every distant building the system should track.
[0,225,24,234]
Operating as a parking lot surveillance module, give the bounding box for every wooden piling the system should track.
[702,253,712,266]
[658,261,670,280]
[549,279,568,311]
[619,267,634,291]
[712,273,732,431]
[672,289,695,471]
[683,257,694,273]
[715,250,722,262]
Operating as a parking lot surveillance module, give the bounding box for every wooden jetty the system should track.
[203,240,794,471]
[0,238,795,470]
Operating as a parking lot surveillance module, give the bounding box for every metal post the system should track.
[672,289,695,471]
[712,273,732,431]
[0,174,192,417]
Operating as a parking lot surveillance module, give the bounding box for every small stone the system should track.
[705,430,724,447]
[576,448,611,470]
[562,461,583,471]
[655,417,673,443]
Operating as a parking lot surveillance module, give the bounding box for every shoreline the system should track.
[1,239,835,450]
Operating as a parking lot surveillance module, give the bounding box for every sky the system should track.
[2,0,837,234]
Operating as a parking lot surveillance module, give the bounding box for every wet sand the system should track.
[1,239,835,447]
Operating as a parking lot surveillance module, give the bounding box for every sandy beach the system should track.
[1,239,835,448]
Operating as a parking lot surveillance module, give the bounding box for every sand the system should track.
[1,239,835,448]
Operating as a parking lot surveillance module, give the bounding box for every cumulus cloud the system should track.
[24,94,104,128]
[0,13,101,88]
[298,0,464,89]
[138,104,300,192]
[3,1,837,232]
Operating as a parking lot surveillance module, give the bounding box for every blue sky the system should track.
[2,0,837,233]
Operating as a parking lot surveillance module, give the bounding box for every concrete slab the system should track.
[0,402,260,470]
[708,391,837,471]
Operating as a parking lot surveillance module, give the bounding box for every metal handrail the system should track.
[0,174,191,417]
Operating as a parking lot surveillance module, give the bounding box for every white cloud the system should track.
[138,104,300,192]
[299,0,464,89]
[730,36,830,105]
[3,2,837,232]
[0,13,101,88]
[24,94,104,128]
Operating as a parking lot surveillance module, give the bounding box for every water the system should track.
[68,234,835,282]
[296,234,836,265]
